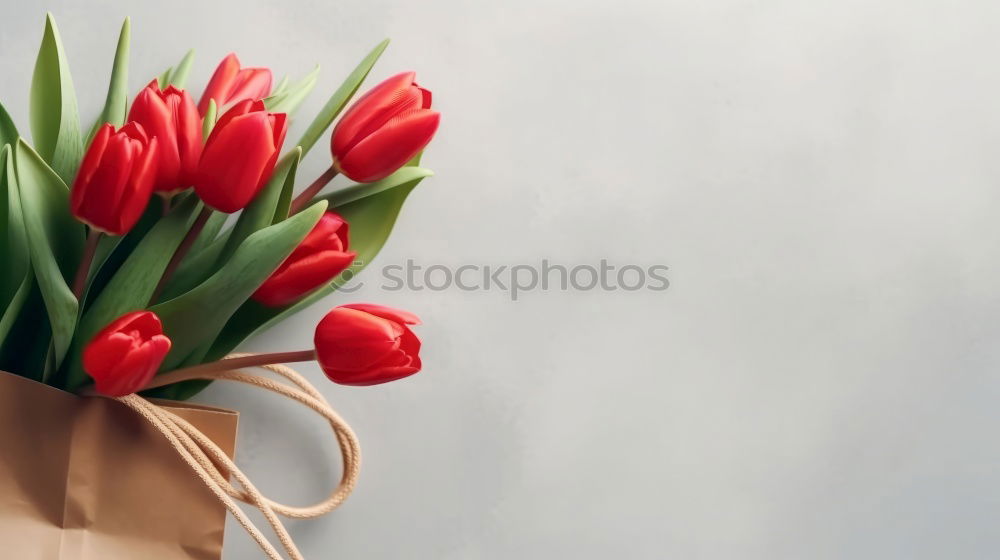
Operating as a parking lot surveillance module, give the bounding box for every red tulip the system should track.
[128,79,202,195]
[314,303,422,386]
[330,71,440,182]
[252,212,356,307]
[71,122,158,235]
[194,100,288,212]
[198,53,272,116]
[82,311,172,397]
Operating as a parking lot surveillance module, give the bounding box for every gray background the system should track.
[3,0,1000,558]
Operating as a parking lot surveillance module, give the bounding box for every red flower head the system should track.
[193,100,288,213]
[314,304,422,386]
[71,122,158,235]
[330,71,440,182]
[252,211,356,307]
[198,53,272,116]
[128,79,202,195]
[82,311,172,397]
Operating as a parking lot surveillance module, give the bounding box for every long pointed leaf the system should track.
[188,209,227,257]
[317,166,433,208]
[13,139,83,370]
[297,39,389,156]
[0,147,9,295]
[0,281,51,380]
[264,66,319,115]
[0,101,18,147]
[0,146,29,323]
[90,17,130,140]
[168,49,195,87]
[30,13,83,184]
[1,145,49,379]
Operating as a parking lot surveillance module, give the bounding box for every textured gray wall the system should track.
[2,1,1000,558]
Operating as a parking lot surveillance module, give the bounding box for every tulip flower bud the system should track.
[314,304,422,386]
[82,311,172,397]
[252,212,357,307]
[198,53,273,116]
[193,100,288,213]
[71,122,159,235]
[330,71,440,183]
[128,80,203,195]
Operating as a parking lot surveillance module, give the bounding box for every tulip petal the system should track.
[341,303,421,325]
[107,308,163,336]
[207,99,257,141]
[315,307,404,370]
[79,133,138,234]
[333,85,424,156]
[83,311,172,396]
[128,84,180,191]
[198,53,241,115]
[327,364,419,386]
[416,85,432,109]
[330,71,417,156]
[336,110,440,183]
[195,112,277,212]
[120,136,158,233]
[253,250,356,307]
[173,89,204,189]
[228,67,273,105]
[71,124,112,213]
[83,331,138,376]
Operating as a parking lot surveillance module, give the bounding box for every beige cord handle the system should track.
[114,354,361,560]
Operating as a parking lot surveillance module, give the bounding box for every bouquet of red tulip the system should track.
[0,13,438,560]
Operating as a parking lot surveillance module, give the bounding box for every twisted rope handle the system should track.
[115,354,361,560]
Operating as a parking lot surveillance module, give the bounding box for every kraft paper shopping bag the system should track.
[0,370,238,559]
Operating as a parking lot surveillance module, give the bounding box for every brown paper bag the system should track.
[0,370,238,560]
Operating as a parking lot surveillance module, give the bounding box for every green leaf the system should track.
[82,199,166,309]
[273,166,296,224]
[264,65,319,115]
[0,101,18,148]
[317,166,433,208]
[208,166,430,360]
[202,99,218,141]
[271,75,290,97]
[157,66,172,89]
[188,208,227,257]
[158,233,227,302]
[0,147,8,289]
[0,145,30,324]
[151,201,327,375]
[297,39,389,156]
[0,273,33,350]
[167,49,195,88]
[30,13,83,184]
[0,281,51,380]
[90,17,130,140]
[61,196,201,390]
[13,139,84,370]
